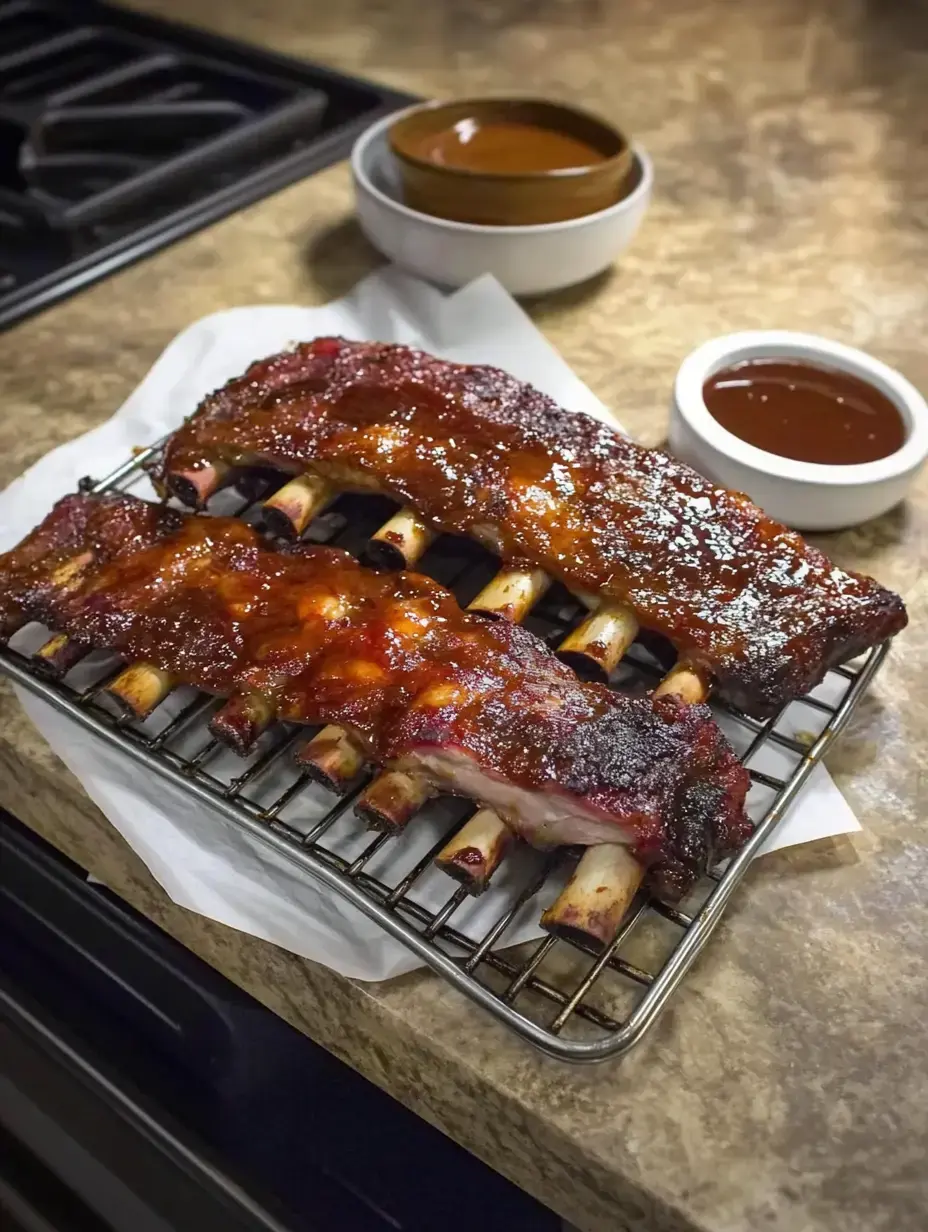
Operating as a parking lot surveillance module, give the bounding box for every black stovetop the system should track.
[0,0,411,329]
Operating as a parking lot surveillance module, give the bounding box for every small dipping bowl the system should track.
[352,106,652,296]
[388,97,633,226]
[669,330,928,531]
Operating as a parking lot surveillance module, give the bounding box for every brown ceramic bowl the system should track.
[388,98,633,226]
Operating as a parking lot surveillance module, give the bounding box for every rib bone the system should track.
[103,662,177,719]
[355,770,434,832]
[540,844,643,947]
[654,662,709,705]
[166,461,232,508]
[294,724,366,791]
[262,472,334,540]
[210,689,277,755]
[556,602,640,683]
[34,632,91,678]
[363,506,436,570]
[434,807,515,893]
[468,568,551,622]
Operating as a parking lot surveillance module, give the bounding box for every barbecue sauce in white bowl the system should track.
[669,331,928,531]
[703,359,906,466]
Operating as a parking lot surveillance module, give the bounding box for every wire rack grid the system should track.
[0,443,891,1062]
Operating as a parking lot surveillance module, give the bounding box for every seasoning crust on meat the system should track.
[157,338,907,717]
[0,492,752,900]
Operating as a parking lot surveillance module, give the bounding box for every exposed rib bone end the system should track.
[294,725,365,792]
[557,604,639,683]
[435,808,513,895]
[262,473,332,540]
[104,662,176,719]
[469,568,551,623]
[541,844,644,949]
[362,507,437,570]
[166,462,232,509]
[209,690,276,756]
[655,661,710,705]
[33,633,91,679]
[355,770,433,832]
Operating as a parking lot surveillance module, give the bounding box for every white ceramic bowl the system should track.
[351,106,653,296]
[669,330,928,531]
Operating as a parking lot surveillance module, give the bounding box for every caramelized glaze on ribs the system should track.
[155,338,907,717]
[0,493,751,900]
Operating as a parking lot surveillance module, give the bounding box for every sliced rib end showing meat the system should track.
[358,562,554,870]
[210,691,277,756]
[355,770,434,832]
[540,844,643,947]
[435,808,515,894]
[540,677,751,946]
[104,662,177,719]
[408,685,751,907]
[294,725,366,792]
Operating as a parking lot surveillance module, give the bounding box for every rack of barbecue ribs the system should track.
[146,337,907,941]
[152,337,907,718]
[0,492,754,923]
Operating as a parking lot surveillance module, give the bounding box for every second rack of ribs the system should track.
[0,492,751,902]
[154,338,907,718]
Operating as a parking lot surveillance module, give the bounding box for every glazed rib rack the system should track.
[0,445,890,1061]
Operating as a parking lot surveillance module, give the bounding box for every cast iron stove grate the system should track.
[0,0,412,329]
[0,447,890,1061]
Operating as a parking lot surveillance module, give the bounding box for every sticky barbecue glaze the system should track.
[0,493,751,900]
[156,339,907,717]
[704,358,907,465]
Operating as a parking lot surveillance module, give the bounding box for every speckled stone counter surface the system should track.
[1,2,927,1229]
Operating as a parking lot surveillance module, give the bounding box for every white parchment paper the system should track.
[0,268,860,980]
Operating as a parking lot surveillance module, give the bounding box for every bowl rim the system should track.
[387,95,630,181]
[673,330,928,488]
[352,104,653,235]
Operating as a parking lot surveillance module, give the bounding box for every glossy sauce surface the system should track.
[0,493,752,898]
[703,358,907,465]
[158,338,908,717]
[408,117,607,174]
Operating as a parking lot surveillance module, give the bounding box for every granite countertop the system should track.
[1,2,927,1229]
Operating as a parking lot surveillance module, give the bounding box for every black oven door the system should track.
[0,983,300,1232]
[0,810,558,1232]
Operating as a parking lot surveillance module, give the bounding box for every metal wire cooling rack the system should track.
[0,444,891,1062]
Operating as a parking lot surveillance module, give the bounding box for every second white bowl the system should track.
[669,330,928,531]
[351,106,653,296]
